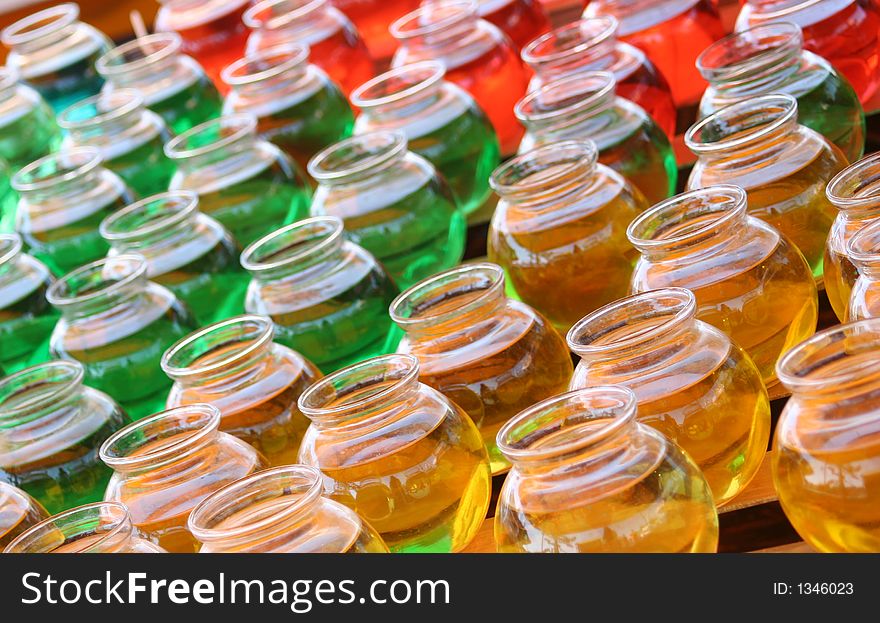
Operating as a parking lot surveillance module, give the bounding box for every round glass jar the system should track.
[351,61,499,216]
[685,93,846,282]
[516,70,676,204]
[11,147,135,277]
[163,314,322,467]
[488,140,647,333]
[0,361,126,515]
[222,43,354,174]
[0,66,60,170]
[297,354,491,552]
[46,255,198,420]
[391,263,573,474]
[241,216,400,373]
[494,385,719,552]
[567,288,771,505]
[95,32,223,136]
[627,185,818,398]
[188,464,389,553]
[697,22,864,164]
[3,501,166,553]
[165,114,311,247]
[100,404,268,553]
[0,482,49,550]
[99,191,246,326]
[308,131,464,288]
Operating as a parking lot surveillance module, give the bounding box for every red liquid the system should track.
[445,43,530,156]
[155,0,252,95]
[479,0,551,50]
[739,0,880,113]
[612,54,677,139]
[331,0,421,61]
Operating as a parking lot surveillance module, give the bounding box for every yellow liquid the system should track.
[824,244,861,321]
[0,489,45,549]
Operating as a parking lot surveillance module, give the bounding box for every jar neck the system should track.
[391,2,482,53]
[516,71,617,140]
[244,0,335,38]
[165,116,259,174]
[100,404,223,477]
[222,45,314,105]
[12,149,106,207]
[522,17,621,84]
[390,263,507,340]
[848,220,880,280]
[96,33,184,88]
[698,23,804,102]
[308,132,408,187]
[58,91,153,148]
[46,255,150,321]
[241,216,346,284]
[162,315,276,392]
[4,502,139,553]
[100,192,202,256]
[0,234,24,284]
[490,140,600,208]
[298,355,422,432]
[0,361,85,432]
[352,62,447,128]
[1,4,82,56]
[0,68,20,106]
[826,153,880,222]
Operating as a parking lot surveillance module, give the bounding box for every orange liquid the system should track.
[0,490,46,549]
[331,0,421,61]
[306,29,375,97]
[617,69,677,141]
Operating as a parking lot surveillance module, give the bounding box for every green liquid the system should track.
[407,108,499,216]
[0,99,61,171]
[794,74,865,163]
[0,274,57,373]
[322,178,466,289]
[151,236,249,325]
[51,297,197,420]
[0,405,126,515]
[257,83,354,172]
[187,159,311,248]
[25,46,110,114]
[19,189,135,277]
[0,169,16,234]
[268,267,400,374]
[150,76,223,136]
[104,132,176,198]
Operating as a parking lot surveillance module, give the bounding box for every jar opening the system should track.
[298,354,419,419]
[12,147,102,194]
[100,191,199,241]
[390,263,504,328]
[685,93,798,155]
[1,3,79,47]
[351,61,445,110]
[496,385,637,463]
[4,502,131,554]
[46,255,147,308]
[240,216,344,274]
[390,1,476,40]
[0,233,23,267]
[566,288,697,356]
[826,153,880,211]
[521,17,618,67]
[164,114,257,161]
[626,185,748,251]
[57,89,144,130]
[99,404,221,471]
[308,131,407,182]
[161,315,275,380]
[0,361,84,427]
[490,140,598,197]
[515,71,615,124]
[96,33,183,76]
[244,0,327,30]
[221,44,310,87]
[188,465,322,544]
[696,22,802,82]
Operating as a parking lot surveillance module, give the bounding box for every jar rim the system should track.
[188,464,323,544]
[515,71,616,124]
[4,501,131,554]
[240,215,345,273]
[0,360,84,425]
[685,93,798,155]
[390,0,476,40]
[746,0,828,21]
[164,114,257,161]
[1,3,79,48]
[96,32,183,76]
[826,152,880,210]
[298,354,419,419]
[566,288,697,355]
[521,16,618,67]
[244,0,328,30]
[99,403,221,470]
[847,219,880,264]
[490,139,599,195]
[0,233,23,266]
[99,191,200,241]
[161,314,275,379]
[57,89,145,130]
[389,262,504,327]
[46,254,148,308]
[221,43,310,87]
[350,61,445,109]
[308,131,408,182]
[496,385,638,462]
[12,146,103,193]
[696,21,802,77]
[626,185,748,250]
